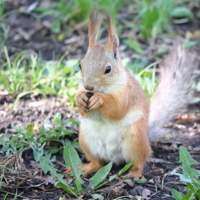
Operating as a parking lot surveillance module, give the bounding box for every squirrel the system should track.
[65,10,198,179]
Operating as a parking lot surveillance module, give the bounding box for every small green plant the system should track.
[0,113,78,155]
[0,24,8,49]
[0,48,78,107]
[0,0,6,18]
[0,1,9,49]
[39,143,135,197]
[132,0,194,40]
[171,146,200,200]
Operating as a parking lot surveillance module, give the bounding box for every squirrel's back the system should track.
[149,46,198,141]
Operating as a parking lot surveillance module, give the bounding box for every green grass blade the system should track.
[89,162,112,189]
[109,160,135,181]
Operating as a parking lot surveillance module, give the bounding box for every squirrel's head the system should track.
[79,9,126,94]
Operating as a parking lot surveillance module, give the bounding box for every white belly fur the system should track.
[81,109,142,164]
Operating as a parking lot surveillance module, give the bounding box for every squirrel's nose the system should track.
[84,85,94,91]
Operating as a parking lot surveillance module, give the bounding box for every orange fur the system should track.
[123,117,151,179]
[90,91,131,121]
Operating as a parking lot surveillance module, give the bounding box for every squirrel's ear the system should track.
[105,12,119,59]
[88,9,102,48]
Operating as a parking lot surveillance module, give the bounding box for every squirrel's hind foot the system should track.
[78,162,104,177]
[64,167,72,175]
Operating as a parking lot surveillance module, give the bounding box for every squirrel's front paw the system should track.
[88,93,103,111]
[76,92,90,112]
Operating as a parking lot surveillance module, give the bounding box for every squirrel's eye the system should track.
[79,63,81,70]
[104,66,111,74]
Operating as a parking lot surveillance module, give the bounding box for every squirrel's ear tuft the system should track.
[112,34,119,59]
[105,12,119,59]
[88,9,102,48]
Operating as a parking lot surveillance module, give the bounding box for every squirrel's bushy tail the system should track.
[149,46,198,141]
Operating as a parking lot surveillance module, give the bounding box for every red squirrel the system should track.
[66,10,198,179]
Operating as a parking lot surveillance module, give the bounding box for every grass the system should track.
[129,0,194,41]
[0,47,79,108]
[0,1,9,49]
[3,0,191,42]
[0,113,79,155]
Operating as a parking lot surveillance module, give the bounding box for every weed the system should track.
[0,113,78,155]
[131,0,194,41]
[0,1,9,49]
[171,146,200,200]
[123,39,144,54]
[0,1,5,18]
[0,48,78,108]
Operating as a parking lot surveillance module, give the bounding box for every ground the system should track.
[0,1,200,200]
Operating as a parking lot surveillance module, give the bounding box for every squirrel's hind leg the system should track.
[78,162,104,177]
[123,118,151,180]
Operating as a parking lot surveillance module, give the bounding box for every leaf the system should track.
[27,124,34,134]
[63,144,84,184]
[187,183,198,193]
[39,155,76,195]
[171,189,183,200]
[190,97,200,104]
[135,178,147,184]
[175,113,198,123]
[171,173,193,183]
[13,90,34,110]
[123,39,143,54]
[183,41,199,49]
[195,189,200,199]
[195,82,200,92]
[53,113,61,125]
[179,146,198,165]
[171,7,194,20]
[56,182,78,196]
[182,192,193,200]
[89,162,112,189]
[182,163,199,179]
[91,194,104,200]
[50,21,61,33]
[118,160,135,176]
[109,160,135,181]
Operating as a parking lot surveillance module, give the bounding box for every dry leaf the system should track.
[176,113,198,123]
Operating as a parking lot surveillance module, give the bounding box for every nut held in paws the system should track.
[86,92,94,99]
